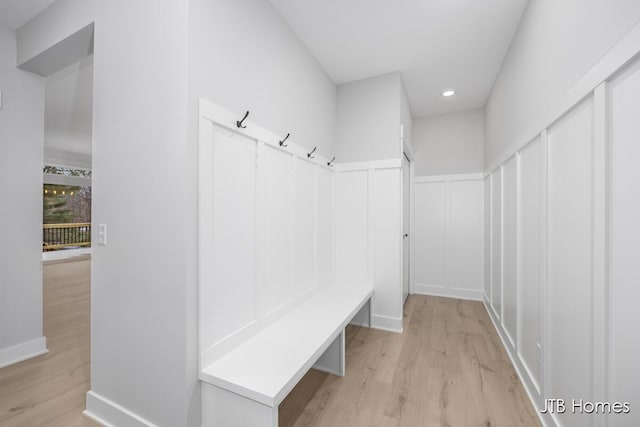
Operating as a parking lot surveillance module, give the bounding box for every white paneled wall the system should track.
[517,136,543,393]
[198,101,338,363]
[547,97,595,427]
[414,181,446,287]
[335,170,369,279]
[293,159,317,296]
[483,177,491,300]
[201,127,257,346]
[317,166,336,284]
[414,174,484,300]
[336,162,404,332]
[262,147,293,315]
[609,58,640,427]
[502,156,518,347]
[485,49,640,427]
[490,168,502,316]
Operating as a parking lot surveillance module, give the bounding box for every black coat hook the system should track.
[279,133,290,147]
[327,157,335,167]
[236,111,250,129]
[307,147,317,159]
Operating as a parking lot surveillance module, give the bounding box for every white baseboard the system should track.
[84,391,158,427]
[372,314,403,333]
[0,336,47,368]
[414,283,484,301]
[482,300,554,427]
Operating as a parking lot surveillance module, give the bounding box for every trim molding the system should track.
[415,173,484,183]
[414,283,484,301]
[0,336,47,369]
[335,158,401,171]
[84,391,158,427]
[372,314,403,333]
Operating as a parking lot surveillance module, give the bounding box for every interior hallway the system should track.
[280,295,540,427]
[0,258,97,427]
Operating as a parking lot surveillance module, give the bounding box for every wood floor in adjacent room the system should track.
[280,295,541,427]
[0,258,97,427]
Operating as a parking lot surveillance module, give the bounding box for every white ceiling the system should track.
[268,0,529,117]
[0,0,56,30]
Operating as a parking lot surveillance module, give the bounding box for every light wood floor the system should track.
[280,295,542,427]
[0,258,98,427]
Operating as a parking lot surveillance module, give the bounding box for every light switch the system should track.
[98,224,107,245]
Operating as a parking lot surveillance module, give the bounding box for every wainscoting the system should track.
[414,174,484,301]
[484,30,640,427]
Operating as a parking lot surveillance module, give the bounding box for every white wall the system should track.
[17,0,340,425]
[17,1,196,426]
[413,108,484,176]
[336,162,403,332]
[484,30,640,425]
[336,72,403,162]
[90,3,193,426]
[0,25,46,367]
[485,0,640,168]
[188,0,336,159]
[414,174,484,300]
[609,57,640,427]
[198,102,337,364]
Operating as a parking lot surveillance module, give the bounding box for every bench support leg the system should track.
[312,329,345,376]
[202,383,277,427]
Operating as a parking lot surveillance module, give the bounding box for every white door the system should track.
[402,153,410,305]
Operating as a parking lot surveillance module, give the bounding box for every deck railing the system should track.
[43,223,91,251]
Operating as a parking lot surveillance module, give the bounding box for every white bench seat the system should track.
[200,278,373,427]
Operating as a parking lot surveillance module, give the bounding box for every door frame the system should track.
[400,130,416,299]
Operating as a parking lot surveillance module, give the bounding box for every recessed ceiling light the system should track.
[442,90,456,97]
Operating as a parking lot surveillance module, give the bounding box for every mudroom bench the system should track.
[199,278,373,427]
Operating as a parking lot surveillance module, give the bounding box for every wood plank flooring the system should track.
[280,295,542,427]
[0,258,98,427]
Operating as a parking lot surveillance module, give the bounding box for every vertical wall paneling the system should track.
[414,174,484,300]
[293,158,317,296]
[490,168,502,318]
[317,166,336,285]
[373,168,402,322]
[547,96,595,427]
[448,180,484,292]
[481,29,640,427]
[335,171,369,279]
[261,146,294,315]
[198,118,215,351]
[484,176,491,301]
[591,83,608,417]
[609,58,640,427]
[502,156,518,347]
[206,124,258,345]
[414,181,447,288]
[540,128,550,405]
[335,161,404,332]
[198,100,339,362]
[517,136,543,394]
